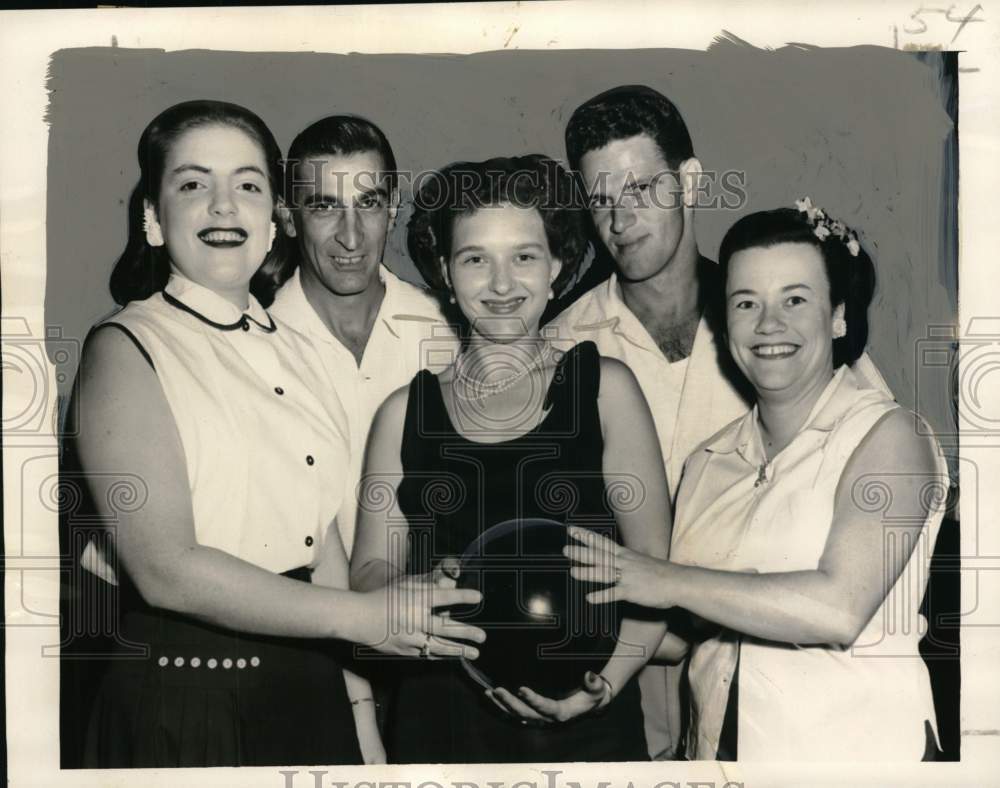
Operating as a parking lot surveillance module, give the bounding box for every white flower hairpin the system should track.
[142,203,164,247]
[794,197,860,257]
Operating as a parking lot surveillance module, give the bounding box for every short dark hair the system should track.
[717,207,876,368]
[565,84,695,172]
[109,100,289,306]
[284,114,398,206]
[407,154,587,297]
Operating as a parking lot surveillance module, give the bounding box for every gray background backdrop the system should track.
[44,43,957,439]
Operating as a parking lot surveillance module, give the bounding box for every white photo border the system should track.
[2,2,998,786]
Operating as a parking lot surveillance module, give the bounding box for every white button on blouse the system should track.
[102,273,350,574]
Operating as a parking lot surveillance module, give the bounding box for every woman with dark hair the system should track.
[566,201,946,761]
[350,154,682,763]
[64,100,482,768]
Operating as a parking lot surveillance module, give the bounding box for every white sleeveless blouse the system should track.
[672,365,946,761]
[102,274,350,574]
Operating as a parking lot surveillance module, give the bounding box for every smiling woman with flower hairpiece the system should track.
[566,203,947,761]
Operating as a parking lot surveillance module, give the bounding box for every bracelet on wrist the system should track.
[350,697,376,707]
[596,674,615,707]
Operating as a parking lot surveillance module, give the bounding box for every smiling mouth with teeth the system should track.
[482,298,526,312]
[198,228,247,247]
[752,344,799,357]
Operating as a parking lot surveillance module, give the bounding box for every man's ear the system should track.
[276,198,296,238]
[388,188,400,229]
[678,157,704,210]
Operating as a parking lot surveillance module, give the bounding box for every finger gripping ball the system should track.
[454,518,621,699]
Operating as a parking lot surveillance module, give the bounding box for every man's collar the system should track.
[271,264,443,341]
[268,267,326,337]
[164,274,275,332]
[568,256,720,338]
[567,273,638,335]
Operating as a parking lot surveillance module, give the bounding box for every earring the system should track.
[832,317,847,338]
[548,287,555,301]
[448,294,457,305]
[143,204,164,247]
[268,221,277,252]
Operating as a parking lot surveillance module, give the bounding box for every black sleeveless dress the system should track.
[388,341,648,763]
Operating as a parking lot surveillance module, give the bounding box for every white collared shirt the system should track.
[548,272,751,500]
[672,365,944,760]
[270,266,458,553]
[99,273,351,574]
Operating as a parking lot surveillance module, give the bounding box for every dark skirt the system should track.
[388,662,648,764]
[81,571,362,768]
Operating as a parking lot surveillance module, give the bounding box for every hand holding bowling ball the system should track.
[564,524,676,609]
[452,518,622,713]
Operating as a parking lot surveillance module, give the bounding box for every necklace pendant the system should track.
[754,463,768,488]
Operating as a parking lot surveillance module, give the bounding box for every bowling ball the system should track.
[453,517,621,699]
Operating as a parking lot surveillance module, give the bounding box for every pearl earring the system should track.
[449,294,457,304]
[832,317,847,338]
[548,287,555,301]
[268,221,277,252]
[143,205,164,247]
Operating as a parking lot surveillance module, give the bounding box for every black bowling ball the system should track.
[454,517,621,699]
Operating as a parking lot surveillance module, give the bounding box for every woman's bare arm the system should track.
[349,386,411,592]
[75,328,480,653]
[570,408,942,648]
[596,357,677,685]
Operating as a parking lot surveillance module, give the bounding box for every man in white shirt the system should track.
[549,86,751,502]
[546,84,749,762]
[268,116,457,556]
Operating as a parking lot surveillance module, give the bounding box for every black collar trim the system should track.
[163,291,277,333]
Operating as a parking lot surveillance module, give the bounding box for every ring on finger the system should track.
[614,566,623,582]
[419,633,432,659]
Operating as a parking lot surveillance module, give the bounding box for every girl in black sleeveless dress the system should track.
[391,341,647,762]
[350,156,678,763]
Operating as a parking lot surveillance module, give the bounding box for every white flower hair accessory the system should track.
[795,197,860,257]
[142,203,164,247]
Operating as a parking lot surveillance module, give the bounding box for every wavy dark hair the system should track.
[407,154,587,301]
[109,100,290,306]
[717,207,877,368]
[565,84,695,172]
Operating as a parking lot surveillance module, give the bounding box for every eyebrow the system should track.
[453,241,546,256]
[358,184,389,199]
[728,283,814,298]
[300,185,388,207]
[170,164,267,177]
[588,168,673,195]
